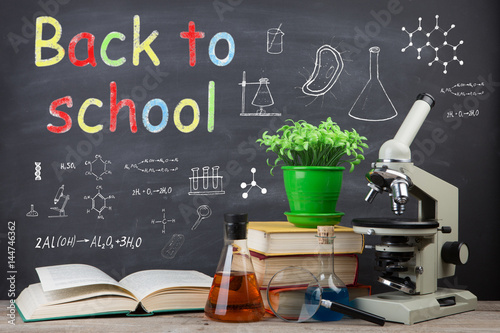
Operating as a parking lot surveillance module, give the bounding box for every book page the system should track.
[36,264,120,292]
[20,283,135,307]
[119,270,212,301]
[41,283,136,305]
[16,283,137,321]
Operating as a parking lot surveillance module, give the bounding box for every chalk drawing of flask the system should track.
[252,78,274,114]
[349,46,397,122]
[252,78,274,113]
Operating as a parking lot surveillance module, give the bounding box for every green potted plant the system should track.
[256,118,368,228]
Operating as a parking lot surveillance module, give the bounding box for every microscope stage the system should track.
[352,218,439,236]
[353,217,439,228]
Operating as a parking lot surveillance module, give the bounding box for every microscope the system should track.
[49,184,69,218]
[351,94,477,324]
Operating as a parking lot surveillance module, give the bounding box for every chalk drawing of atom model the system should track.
[241,168,267,199]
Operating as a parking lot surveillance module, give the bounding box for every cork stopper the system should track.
[317,226,335,244]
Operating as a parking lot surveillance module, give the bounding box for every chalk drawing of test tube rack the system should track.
[238,71,281,116]
[189,166,225,195]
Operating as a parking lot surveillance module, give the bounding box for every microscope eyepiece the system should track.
[416,93,435,108]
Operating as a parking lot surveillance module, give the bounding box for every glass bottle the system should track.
[312,225,349,321]
[204,213,265,322]
[348,46,398,121]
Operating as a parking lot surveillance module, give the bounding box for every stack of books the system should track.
[247,221,371,302]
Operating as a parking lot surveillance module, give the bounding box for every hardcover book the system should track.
[251,251,359,287]
[248,221,364,255]
[15,264,212,322]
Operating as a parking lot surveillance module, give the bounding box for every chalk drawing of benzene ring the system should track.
[85,155,112,181]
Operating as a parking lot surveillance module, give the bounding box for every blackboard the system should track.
[1,0,499,301]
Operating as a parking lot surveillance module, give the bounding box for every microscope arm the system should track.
[59,194,69,213]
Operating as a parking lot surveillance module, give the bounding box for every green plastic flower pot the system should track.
[284,211,345,228]
[282,166,344,227]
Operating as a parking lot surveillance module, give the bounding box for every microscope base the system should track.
[352,288,477,325]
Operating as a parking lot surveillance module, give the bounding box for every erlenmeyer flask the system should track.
[204,213,265,322]
[349,46,397,121]
[251,78,274,113]
[311,225,349,321]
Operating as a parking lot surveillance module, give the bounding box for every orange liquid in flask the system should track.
[205,271,265,322]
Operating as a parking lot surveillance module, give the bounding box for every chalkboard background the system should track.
[1,0,499,301]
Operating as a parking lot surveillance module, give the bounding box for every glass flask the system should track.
[204,213,265,322]
[310,225,349,321]
[349,46,398,121]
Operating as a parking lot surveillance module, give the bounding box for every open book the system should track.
[15,264,213,322]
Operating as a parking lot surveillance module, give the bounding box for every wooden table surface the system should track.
[2,300,499,332]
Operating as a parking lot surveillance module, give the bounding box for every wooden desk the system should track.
[2,301,499,332]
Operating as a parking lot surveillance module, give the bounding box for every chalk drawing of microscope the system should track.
[49,185,69,218]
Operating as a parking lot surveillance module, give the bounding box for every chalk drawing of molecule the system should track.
[151,209,175,234]
[84,186,115,219]
[85,155,112,181]
[240,168,267,199]
[402,15,464,74]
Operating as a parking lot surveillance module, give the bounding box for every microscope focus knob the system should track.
[442,241,469,265]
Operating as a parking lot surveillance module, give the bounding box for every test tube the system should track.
[212,166,220,189]
[203,166,210,190]
[191,167,199,191]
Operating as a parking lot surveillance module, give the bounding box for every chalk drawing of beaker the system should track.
[267,25,284,54]
[349,46,397,122]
